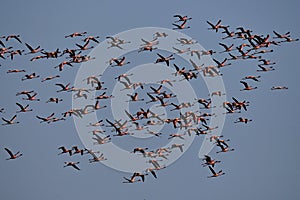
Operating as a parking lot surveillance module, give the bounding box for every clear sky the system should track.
[0,0,299,199]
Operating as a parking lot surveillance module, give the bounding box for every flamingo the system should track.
[240,81,257,91]
[123,174,141,183]
[6,34,22,43]
[140,38,159,46]
[41,48,61,58]
[190,50,201,60]
[271,86,288,90]
[146,93,159,104]
[30,55,46,61]
[257,65,275,72]
[21,72,40,81]
[169,144,184,152]
[76,40,94,51]
[172,20,191,30]
[156,79,176,87]
[55,83,74,92]
[36,113,55,123]
[173,15,192,22]
[207,166,225,178]
[173,63,186,76]
[221,27,235,39]
[65,31,87,38]
[25,43,43,54]
[177,38,197,45]
[273,31,290,39]
[83,35,100,43]
[55,61,73,71]
[242,75,261,82]
[58,146,72,156]
[216,143,234,153]
[207,20,228,32]
[155,53,174,66]
[41,75,60,82]
[4,148,22,160]
[7,69,26,73]
[110,57,130,67]
[202,155,220,167]
[219,43,234,53]
[168,133,186,140]
[46,97,63,103]
[63,162,80,170]
[16,103,33,113]
[213,58,231,68]
[92,134,111,145]
[149,85,164,94]
[89,152,107,163]
[138,45,157,52]
[2,115,19,125]
[259,59,276,65]
[131,147,148,155]
[127,93,144,102]
[234,117,252,124]
[232,97,249,111]
[153,32,168,38]
[172,47,191,54]
[72,146,87,155]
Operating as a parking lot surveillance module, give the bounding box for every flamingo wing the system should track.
[4,148,14,157]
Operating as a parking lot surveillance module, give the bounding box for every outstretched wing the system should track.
[47,113,55,118]
[240,81,249,88]
[213,58,221,65]
[25,43,34,51]
[55,83,65,89]
[4,148,14,157]
[72,164,80,170]
[206,21,214,28]
[36,115,44,120]
[87,149,98,159]
[150,170,157,178]
[208,166,216,175]
[10,115,17,121]
[219,43,227,49]
[204,155,212,162]
[232,97,239,103]
[173,14,182,19]
[147,93,156,101]
[16,103,24,110]
[105,119,116,127]
[156,53,165,59]
[125,110,134,120]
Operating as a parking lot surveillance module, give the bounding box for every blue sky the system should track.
[0,0,300,199]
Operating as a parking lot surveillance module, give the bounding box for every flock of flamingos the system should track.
[0,15,298,183]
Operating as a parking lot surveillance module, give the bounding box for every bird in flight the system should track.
[207,166,225,178]
[2,115,19,125]
[155,53,175,66]
[4,148,23,160]
[63,162,81,170]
